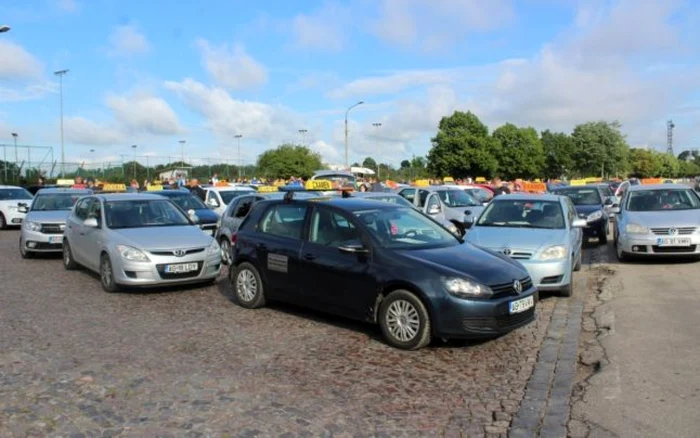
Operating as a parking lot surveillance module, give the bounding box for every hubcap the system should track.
[101,259,112,286]
[236,269,257,302]
[386,299,420,342]
[221,240,230,264]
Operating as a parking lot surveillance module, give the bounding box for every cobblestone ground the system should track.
[1,229,558,437]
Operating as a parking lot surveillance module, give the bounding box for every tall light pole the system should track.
[54,69,69,177]
[11,133,18,180]
[298,129,308,147]
[234,134,242,179]
[344,101,364,168]
[372,122,382,181]
[179,140,186,165]
[131,145,137,179]
[0,25,10,33]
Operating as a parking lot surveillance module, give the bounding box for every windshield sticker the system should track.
[268,254,288,273]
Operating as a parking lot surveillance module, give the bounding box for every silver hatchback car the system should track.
[63,193,221,292]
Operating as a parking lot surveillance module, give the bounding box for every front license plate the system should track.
[509,296,534,314]
[656,237,691,247]
[48,236,62,244]
[165,262,198,273]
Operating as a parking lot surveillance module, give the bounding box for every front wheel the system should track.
[378,290,432,350]
[63,241,78,270]
[232,262,266,308]
[599,224,608,244]
[100,254,121,293]
[615,236,628,262]
[19,237,33,259]
[219,237,232,265]
[0,213,7,230]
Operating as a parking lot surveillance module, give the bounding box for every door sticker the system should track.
[267,254,288,273]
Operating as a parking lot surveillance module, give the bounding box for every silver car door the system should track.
[81,199,104,271]
[69,197,92,264]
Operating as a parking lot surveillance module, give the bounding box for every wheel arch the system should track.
[372,281,435,329]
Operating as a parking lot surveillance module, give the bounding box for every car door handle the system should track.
[303,253,318,261]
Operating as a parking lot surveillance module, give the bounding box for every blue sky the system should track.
[1,0,700,170]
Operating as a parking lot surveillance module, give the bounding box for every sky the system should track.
[1,0,700,170]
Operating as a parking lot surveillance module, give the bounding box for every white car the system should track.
[0,185,34,229]
[203,186,255,216]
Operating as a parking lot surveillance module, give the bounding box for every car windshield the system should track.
[105,200,191,229]
[0,188,33,201]
[31,193,83,211]
[477,200,566,229]
[436,189,480,207]
[354,207,458,249]
[161,193,207,210]
[464,187,493,202]
[313,174,356,186]
[220,190,254,204]
[363,195,414,208]
[627,189,700,211]
[598,186,613,197]
[555,188,602,205]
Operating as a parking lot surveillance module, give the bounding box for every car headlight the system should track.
[116,244,150,262]
[443,277,492,298]
[207,239,220,255]
[625,223,649,234]
[539,245,567,261]
[586,210,603,222]
[24,221,41,232]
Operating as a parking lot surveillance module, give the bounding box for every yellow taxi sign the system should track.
[257,185,278,193]
[56,179,74,186]
[305,179,334,190]
[642,178,662,185]
[413,179,430,187]
[570,179,586,186]
[475,177,487,183]
[146,184,163,191]
[522,182,547,193]
[102,183,126,192]
[443,176,454,183]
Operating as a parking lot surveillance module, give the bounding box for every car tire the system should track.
[0,213,6,230]
[573,252,582,272]
[378,290,432,350]
[560,281,574,297]
[599,224,608,244]
[615,236,628,262]
[100,253,121,293]
[219,237,231,265]
[63,241,78,270]
[232,262,266,308]
[19,237,33,259]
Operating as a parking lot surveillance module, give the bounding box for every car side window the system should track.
[206,191,217,203]
[87,199,102,227]
[234,197,254,219]
[308,208,360,247]
[565,199,576,225]
[74,198,91,221]
[225,198,239,217]
[426,194,440,212]
[399,189,415,203]
[258,204,308,240]
[417,190,430,207]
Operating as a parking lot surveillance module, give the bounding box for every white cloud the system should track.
[195,39,267,90]
[0,40,43,80]
[56,0,78,12]
[0,82,56,102]
[291,3,348,52]
[108,25,151,56]
[64,117,123,146]
[327,69,456,100]
[106,93,183,136]
[311,140,342,164]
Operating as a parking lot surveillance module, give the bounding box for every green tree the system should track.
[492,123,544,179]
[427,111,499,178]
[362,157,377,169]
[400,159,411,169]
[571,121,629,178]
[629,148,659,178]
[656,152,680,177]
[256,144,322,179]
[541,130,575,179]
[410,156,426,169]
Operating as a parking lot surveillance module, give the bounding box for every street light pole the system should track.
[298,129,308,147]
[11,133,18,180]
[234,134,242,179]
[372,122,382,181]
[344,101,364,168]
[54,69,69,178]
[131,145,137,179]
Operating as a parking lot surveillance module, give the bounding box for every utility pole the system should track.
[372,122,382,180]
[54,69,69,177]
[234,134,243,179]
[344,101,364,168]
[298,129,308,147]
[11,133,18,180]
[667,119,675,155]
[131,145,137,179]
[179,140,186,165]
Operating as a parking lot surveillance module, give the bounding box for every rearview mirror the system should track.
[572,218,586,228]
[338,241,369,254]
[427,205,440,215]
[187,209,200,224]
[84,217,99,228]
[17,203,29,213]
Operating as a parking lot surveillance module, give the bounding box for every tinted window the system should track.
[354,207,457,249]
[598,186,613,197]
[74,198,91,220]
[161,192,207,210]
[31,193,84,211]
[87,199,103,227]
[363,195,414,208]
[309,209,360,247]
[234,197,254,218]
[627,189,700,211]
[399,189,415,203]
[105,200,190,229]
[418,190,430,207]
[0,188,33,200]
[555,188,602,205]
[436,189,480,207]
[464,187,492,202]
[220,190,254,205]
[258,204,307,239]
[477,200,565,229]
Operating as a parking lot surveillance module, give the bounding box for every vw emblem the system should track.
[513,280,522,294]
[503,248,512,256]
[173,249,186,257]
[668,227,678,235]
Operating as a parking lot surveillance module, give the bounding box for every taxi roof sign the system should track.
[475,177,487,183]
[443,176,454,183]
[101,183,126,192]
[146,184,163,191]
[413,179,430,187]
[56,178,74,186]
[569,179,586,186]
[257,185,278,193]
[305,180,334,191]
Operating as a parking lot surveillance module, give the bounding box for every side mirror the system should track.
[464,217,475,229]
[604,198,614,206]
[338,241,369,255]
[17,203,29,213]
[207,198,220,208]
[84,217,99,228]
[610,206,620,214]
[427,205,440,215]
[572,218,587,228]
[187,209,200,224]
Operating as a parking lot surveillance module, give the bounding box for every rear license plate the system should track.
[165,263,198,273]
[509,296,534,314]
[48,236,62,244]
[656,237,691,247]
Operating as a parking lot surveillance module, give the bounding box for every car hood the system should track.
[113,226,213,251]
[396,242,527,285]
[25,210,71,223]
[625,210,700,228]
[466,226,569,253]
[193,208,218,224]
[444,205,484,221]
[574,204,604,216]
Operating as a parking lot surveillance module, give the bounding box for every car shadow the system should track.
[71,266,219,295]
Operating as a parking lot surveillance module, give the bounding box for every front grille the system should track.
[156,261,203,279]
[30,242,62,250]
[462,308,535,333]
[490,277,533,298]
[40,223,64,234]
[651,245,697,254]
[650,227,696,236]
[510,252,533,260]
[150,248,205,257]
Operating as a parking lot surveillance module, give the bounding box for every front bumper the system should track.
[619,233,700,257]
[432,288,538,339]
[21,228,64,252]
[112,251,222,286]
[518,258,571,291]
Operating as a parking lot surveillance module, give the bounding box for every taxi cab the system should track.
[229,190,537,350]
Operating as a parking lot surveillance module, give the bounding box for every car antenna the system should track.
[284,190,294,203]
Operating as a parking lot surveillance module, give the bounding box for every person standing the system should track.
[492,177,511,196]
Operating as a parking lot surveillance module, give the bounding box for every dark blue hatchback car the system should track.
[230,196,538,349]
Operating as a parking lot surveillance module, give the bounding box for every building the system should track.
[157,167,192,181]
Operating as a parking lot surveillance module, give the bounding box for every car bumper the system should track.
[432,288,538,339]
[518,258,571,291]
[21,229,64,252]
[619,233,700,256]
[583,219,606,237]
[112,252,222,286]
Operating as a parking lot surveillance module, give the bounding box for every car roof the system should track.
[628,183,691,191]
[551,186,598,191]
[153,190,191,195]
[265,197,406,212]
[35,188,92,194]
[207,186,255,191]
[0,185,24,189]
[491,193,562,202]
[96,193,165,201]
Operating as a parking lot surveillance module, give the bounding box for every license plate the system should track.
[656,237,691,247]
[509,296,534,314]
[164,263,198,273]
[48,236,62,244]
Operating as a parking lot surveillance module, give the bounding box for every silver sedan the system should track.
[63,193,221,292]
[613,184,700,260]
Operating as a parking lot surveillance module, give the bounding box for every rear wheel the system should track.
[378,290,432,350]
[100,254,120,293]
[19,237,33,259]
[232,262,265,308]
[63,241,78,270]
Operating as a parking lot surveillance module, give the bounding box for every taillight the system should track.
[231,232,237,245]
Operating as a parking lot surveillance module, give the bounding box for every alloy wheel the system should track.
[385,299,421,342]
[236,269,257,302]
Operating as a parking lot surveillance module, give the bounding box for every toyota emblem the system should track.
[668,227,678,235]
[173,249,186,257]
[503,248,512,256]
[513,280,522,294]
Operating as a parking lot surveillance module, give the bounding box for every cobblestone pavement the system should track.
[1,229,563,437]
